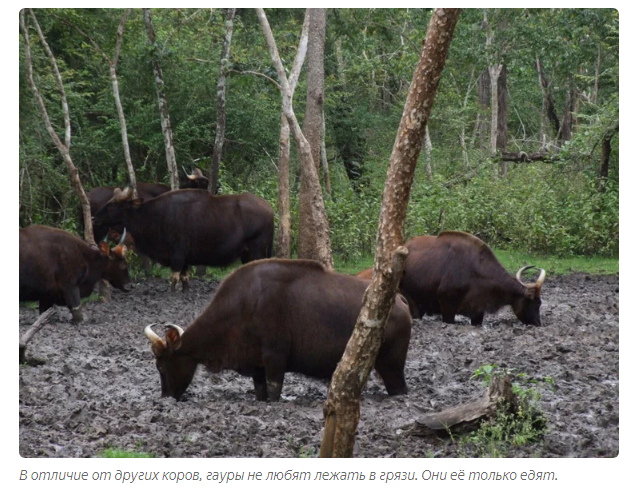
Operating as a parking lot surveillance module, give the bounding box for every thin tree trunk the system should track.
[275,11,310,259]
[257,8,333,270]
[299,8,326,260]
[489,64,502,155]
[535,56,560,139]
[320,8,460,458]
[321,112,331,194]
[560,84,576,144]
[276,113,292,258]
[498,65,508,176]
[144,8,179,190]
[424,125,433,181]
[598,121,618,191]
[593,44,601,106]
[21,10,95,245]
[210,8,236,195]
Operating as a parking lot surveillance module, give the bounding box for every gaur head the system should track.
[181,166,210,190]
[512,266,546,326]
[144,323,197,401]
[98,228,132,292]
[92,187,141,228]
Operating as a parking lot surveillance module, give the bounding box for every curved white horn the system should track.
[118,227,127,246]
[144,323,162,343]
[165,323,185,337]
[516,265,535,285]
[535,268,546,288]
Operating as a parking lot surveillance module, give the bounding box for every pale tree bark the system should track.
[65,9,137,199]
[498,65,508,176]
[144,8,179,190]
[20,10,95,245]
[321,112,331,194]
[320,8,460,458]
[593,44,601,105]
[298,8,327,260]
[489,64,502,155]
[560,84,576,145]
[535,56,560,146]
[210,8,236,195]
[475,68,490,149]
[424,125,433,181]
[275,12,310,259]
[257,8,333,269]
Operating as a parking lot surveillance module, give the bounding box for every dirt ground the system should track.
[19,272,619,458]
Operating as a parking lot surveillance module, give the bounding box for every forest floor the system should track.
[19,272,618,458]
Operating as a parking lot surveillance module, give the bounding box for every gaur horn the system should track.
[183,165,195,179]
[165,323,185,337]
[516,265,545,288]
[102,231,110,243]
[144,323,162,343]
[118,228,127,246]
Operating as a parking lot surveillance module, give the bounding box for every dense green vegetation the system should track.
[20,9,618,260]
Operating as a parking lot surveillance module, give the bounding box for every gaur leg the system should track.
[170,271,180,292]
[470,312,484,326]
[438,287,464,324]
[374,356,408,396]
[62,286,83,323]
[262,352,287,402]
[252,367,268,402]
[180,266,190,292]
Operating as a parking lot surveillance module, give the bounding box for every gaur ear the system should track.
[99,241,110,255]
[112,244,128,259]
[165,327,182,350]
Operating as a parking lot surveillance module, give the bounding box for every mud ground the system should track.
[19,273,618,458]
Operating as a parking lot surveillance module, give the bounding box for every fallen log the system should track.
[400,375,516,437]
[19,306,56,364]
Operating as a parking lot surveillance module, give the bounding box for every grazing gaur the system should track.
[144,259,411,401]
[93,187,274,291]
[19,225,131,322]
[383,231,545,325]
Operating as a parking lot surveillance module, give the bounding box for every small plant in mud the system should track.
[457,365,550,457]
[98,447,155,458]
[299,445,317,458]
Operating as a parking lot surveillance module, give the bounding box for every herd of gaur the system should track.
[19,169,545,402]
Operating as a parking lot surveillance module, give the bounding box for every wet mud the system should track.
[19,273,618,458]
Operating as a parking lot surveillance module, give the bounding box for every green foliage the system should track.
[98,448,155,458]
[458,365,551,457]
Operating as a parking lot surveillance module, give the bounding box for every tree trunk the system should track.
[274,11,310,259]
[599,121,618,191]
[321,112,331,194]
[320,8,461,458]
[257,8,333,270]
[593,44,601,106]
[489,64,502,155]
[21,10,95,245]
[476,68,490,149]
[498,65,508,176]
[298,8,326,260]
[560,84,576,145]
[276,113,292,258]
[424,125,433,181]
[535,56,560,141]
[144,8,179,190]
[210,8,236,195]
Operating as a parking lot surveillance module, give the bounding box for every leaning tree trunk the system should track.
[257,8,333,270]
[298,8,327,261]
[424,124,433,181]
[275,11,310,259]
[320,8,461,458]
[210,8,236,195]
[20,10,95,245]
[144,8,179,190]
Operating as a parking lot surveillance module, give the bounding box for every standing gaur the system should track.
[19,225,132,323]
[357,231,546,326]
[144,259,411,401]
[86,167,209,243]
[93,187,274,291]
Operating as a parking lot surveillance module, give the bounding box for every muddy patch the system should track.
[19,273,618,458]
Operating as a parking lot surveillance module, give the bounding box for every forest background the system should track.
[18,8,619,269]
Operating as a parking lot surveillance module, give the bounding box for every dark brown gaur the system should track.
[94,186,274,292]
[143,259,411,401]
[19,225,131,322]
[358,232,547,326]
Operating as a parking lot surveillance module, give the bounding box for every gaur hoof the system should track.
[71,307,84,323]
